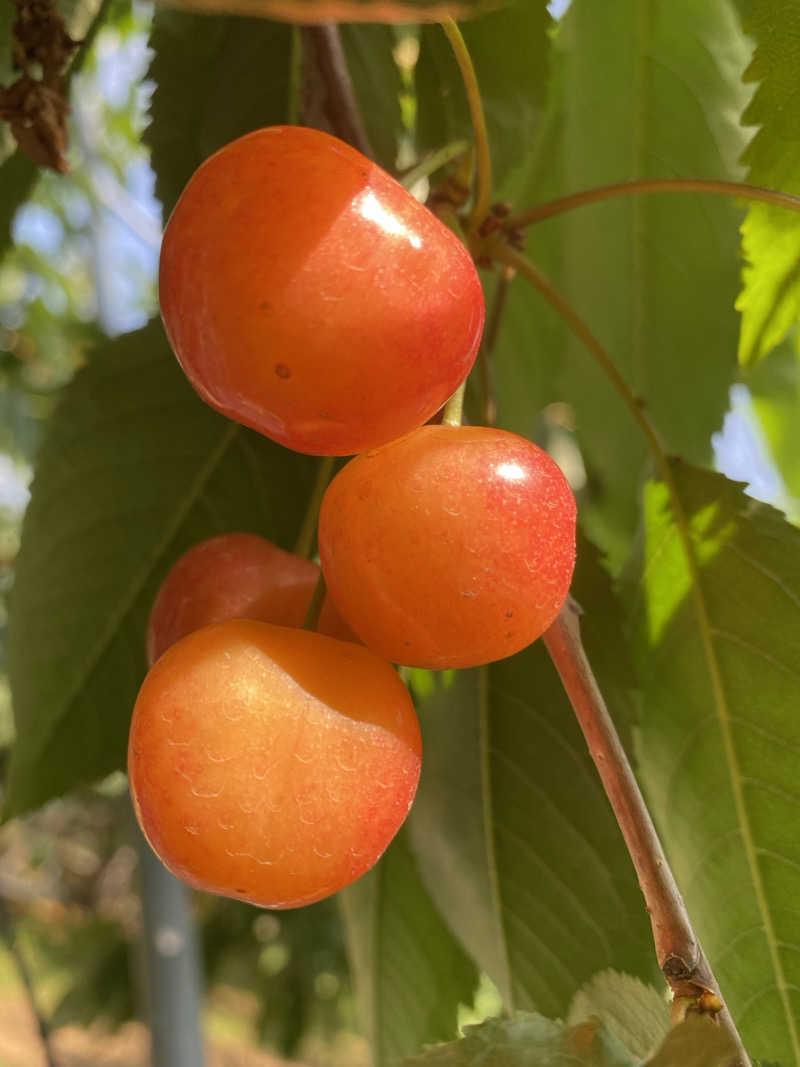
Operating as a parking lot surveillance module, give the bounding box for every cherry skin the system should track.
[159,126,485,456]
[318,425,577,669]
[147,532,355,665]
[129,619,422,909]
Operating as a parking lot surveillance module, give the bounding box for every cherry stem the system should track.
[302,572,327,632]
[294,455,335,560]
[440,19,492,238]
[301,24,373,158]
[442,381,466,426]
[504,177,800,231]
[543,602,750,1067]
[400,139,470,191]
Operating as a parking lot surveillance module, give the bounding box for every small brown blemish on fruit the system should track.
[506,610,514,618]
[259,300,271,311]
[275,363,291,379]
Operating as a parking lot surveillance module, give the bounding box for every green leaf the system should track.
[340,827,479,1067]
[625,460,800,1065]
[407,536,654,1018]
[5,321,315,817]
[747,337,800,508]
[402,1012,735,1067]
[156,0,507,23]
[736,1,800,366]
[551,0,750,561]
[144,10,294,218]
[567,971,670,1061]
[415,3,552,189]
[341,24,404,172]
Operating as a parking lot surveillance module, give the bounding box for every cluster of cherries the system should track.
[128,126,577,910]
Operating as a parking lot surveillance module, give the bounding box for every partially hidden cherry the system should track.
[147,532,354,665]
[129,619,422,909]
[159,126,485,456]
[318,425,577,669]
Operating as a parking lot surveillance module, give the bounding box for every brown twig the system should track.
[300,24,372,158]
[543,599,751,1067]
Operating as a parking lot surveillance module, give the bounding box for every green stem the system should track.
[440,19,492,237]
[293,455,335,560]
[505,177,800,231]
[287,25,303,126]
[442,380,466,426]
[303,572,327,632]
[401,139,470,191]
[488,240,666,463]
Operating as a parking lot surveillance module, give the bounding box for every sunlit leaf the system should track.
[625,460,800,1065]
[5,321,314,817]
[402,1011,734,1067]
[407,536,654,1017]
[567,971,670,1061]
[340,828,479,1067]
[736,0,800,366]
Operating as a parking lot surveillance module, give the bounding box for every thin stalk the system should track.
[440,19,492,236]
[486,240,667,463]
[303,572,327,632]
[544,602,750,1067]
[287,25,303,126]
[401,139,470,191]
[442,380,466,426]
[294,455,335,560]
[505,177,800,231]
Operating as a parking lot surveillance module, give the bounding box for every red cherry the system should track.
[159,126,484,455]
[147,532,355,665]
[318,425,577,669]
[129,620,422,909]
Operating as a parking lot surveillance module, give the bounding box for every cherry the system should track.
[129,619,422,909]
[318,425,576,669]
[147,532,355,665]
[159,126,485,456]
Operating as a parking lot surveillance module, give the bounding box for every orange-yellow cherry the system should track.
[147,532,355,665]
[319,425,577,669]
[129,620,422,909]
[159,126,484,455]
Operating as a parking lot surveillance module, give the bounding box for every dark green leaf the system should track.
[144,10,294,218]
[407,536,654,1018]
[340,827,480,1067]
[737,0,800,366]
[5,320,315,817]
[625,461,800,1065]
